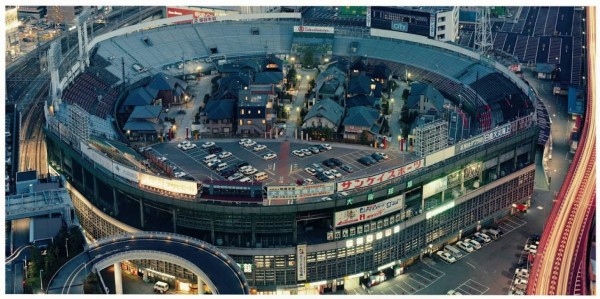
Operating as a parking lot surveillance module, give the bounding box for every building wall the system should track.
[6,6,20,59]
[435,7,459,42]
[302,116,337,130]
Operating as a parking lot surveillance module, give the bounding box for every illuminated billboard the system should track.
[334,195,404,228]
[139,173,198,196]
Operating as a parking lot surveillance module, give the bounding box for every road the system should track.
[47,233,248,295]
[528,7,596,295]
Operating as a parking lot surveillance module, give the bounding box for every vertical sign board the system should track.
[297,244,307,281]
[429,14,436,37]
[366,6,371,27]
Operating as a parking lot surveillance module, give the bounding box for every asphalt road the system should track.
[47,236,246,295]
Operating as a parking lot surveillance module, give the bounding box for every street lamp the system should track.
[40,269,44,292]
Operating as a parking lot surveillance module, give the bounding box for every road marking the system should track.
[387,287,397,294]
[466,261,477,269]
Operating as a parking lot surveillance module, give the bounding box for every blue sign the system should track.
[391,21,408,32]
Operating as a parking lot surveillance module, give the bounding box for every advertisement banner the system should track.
[334,194,404,228]
[267,183,334,200]
[422,176,448,199]
[166,7,215,18]
[112,163,139,183]
[293,25,335,34]
[391,21,408,32]
[297,244,307,281]
[139,173,198,196]
[429,14,435,37]
[483,123,511,143]
[337,159,424,191]
[366,7,371,27]
[455,136,484,154]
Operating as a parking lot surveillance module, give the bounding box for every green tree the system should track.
[286,67,298,87]
[359,131,371,145]
[302,49,315,68]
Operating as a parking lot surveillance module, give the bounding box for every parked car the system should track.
[474,232,492,243]
[376,152,389,160]
[300,148,312,156]
[322,171,335,180]
[292,150,304,157]
[263,153,277,160]
[238,138,252,145]
[341,165,355,173]
[177,141,191,149]
[208,146,223,154]
[524,244,537,254]
[371,153,384,162]
[243,140,257,147]
[228,173,244,181]
[515,268,529,279]
[321,197,333,201]
[447,290,462,295]
[320,143,332,150]
[308,146,320,154]
[253,144,267,152]
[330,169,342,178]
[436,251,456,263]
[311,163,324,173]
[316,172,330,182]
[174,172,187,178]
[514,278,528,286]
[456,241,474,253]
[201,142,215,148]
[358,157,373,166]
[241,167,257,175]
[304,167,317,176]
[463,238,481,250]
[330,158,343,166]
[303,178,315,185]
[322,159,335,168]
[218,151,232,159]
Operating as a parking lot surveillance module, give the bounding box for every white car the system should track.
[304,167,317,176]
[227,173,244,181]
[177,141,191,149]
[322,171,335,180]
[182,144,196,151]
[447,290,462,295]
[218,151,232,159]
[243,140,257,147]
[514,278,528,286]
[303,178,314,185]
[239,177,252,183]
[174,172,186,178]
[238,138,252,145]
[436,251,456,263]
[474,232,492,243]
[321,143,332,150]
[158,157,167,162]
[329,169,342,178]
[292,150,304,157]
[524,244,537,254]
[253,144,267,152]
[321,197,333,201]
[263,153,277,160]
[377,152,389,160]
[456,241,474,253]
[300,148,312,156]
[241,167,257,175]
[201,142,215,148]
[464,238,481,250]
[515,268,529,279]
[206,159,222,168]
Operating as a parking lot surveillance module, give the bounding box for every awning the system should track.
[516,204,528,212]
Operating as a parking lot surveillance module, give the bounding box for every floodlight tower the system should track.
[474,7,494,55]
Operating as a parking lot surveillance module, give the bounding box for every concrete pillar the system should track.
[292,218,297,244]
[197,277,205,295]
[93,176,99,198]
[139,198,145,228]
[210,214,215,244]
[172,208,177,233]
[114,262,123,294]
[112,188,119,216]
[81,167,86,191]
[251,216,256,247]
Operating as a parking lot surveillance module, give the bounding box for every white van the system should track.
[216,163,228,172]
[203,154,217,163]
[154,281,169,293]
[253,172,268,181]
[444,244,464,259]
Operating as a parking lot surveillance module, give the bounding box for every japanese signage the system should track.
[484,123,511,143]
[366,7,371,27]
[422,176,448,199]
[166,7,215,18]
[429,14,435,37]
[297,244,307,281]
[337,159,424,191]
[139,173,198,196]
[266,183,334,200]
[334,195,404,228]
[293,26,335,34]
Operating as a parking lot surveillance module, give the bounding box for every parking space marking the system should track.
[455,279,489,295]
[465,279,489,293]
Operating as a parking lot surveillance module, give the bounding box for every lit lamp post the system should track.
[40,269,44,292]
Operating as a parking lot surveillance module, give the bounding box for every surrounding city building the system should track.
[302,98,344,131]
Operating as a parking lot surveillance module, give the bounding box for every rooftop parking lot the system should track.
[149,138,414,189]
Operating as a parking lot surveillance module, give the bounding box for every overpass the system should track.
[527,6,596,295]
[47,232,249,294]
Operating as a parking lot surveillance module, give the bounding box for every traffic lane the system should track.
[88,238,246,294]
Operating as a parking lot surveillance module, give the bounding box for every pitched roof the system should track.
[204,99,234,120]
[317,65,345,82]
[350,58,368,72]
[346,94,379,108]
[371,63,392,80]
[348,74,373,95]
[343,106,380,128]
[215,74,250,100]
[407,83,445,110]
[304,98,344,126]
[263,55,283,71]
[129,105,162,119]
[148,72,187,91]
[123,119,163,132]
[254,72,283,85]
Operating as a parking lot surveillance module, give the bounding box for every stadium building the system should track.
[44,11,538,294]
